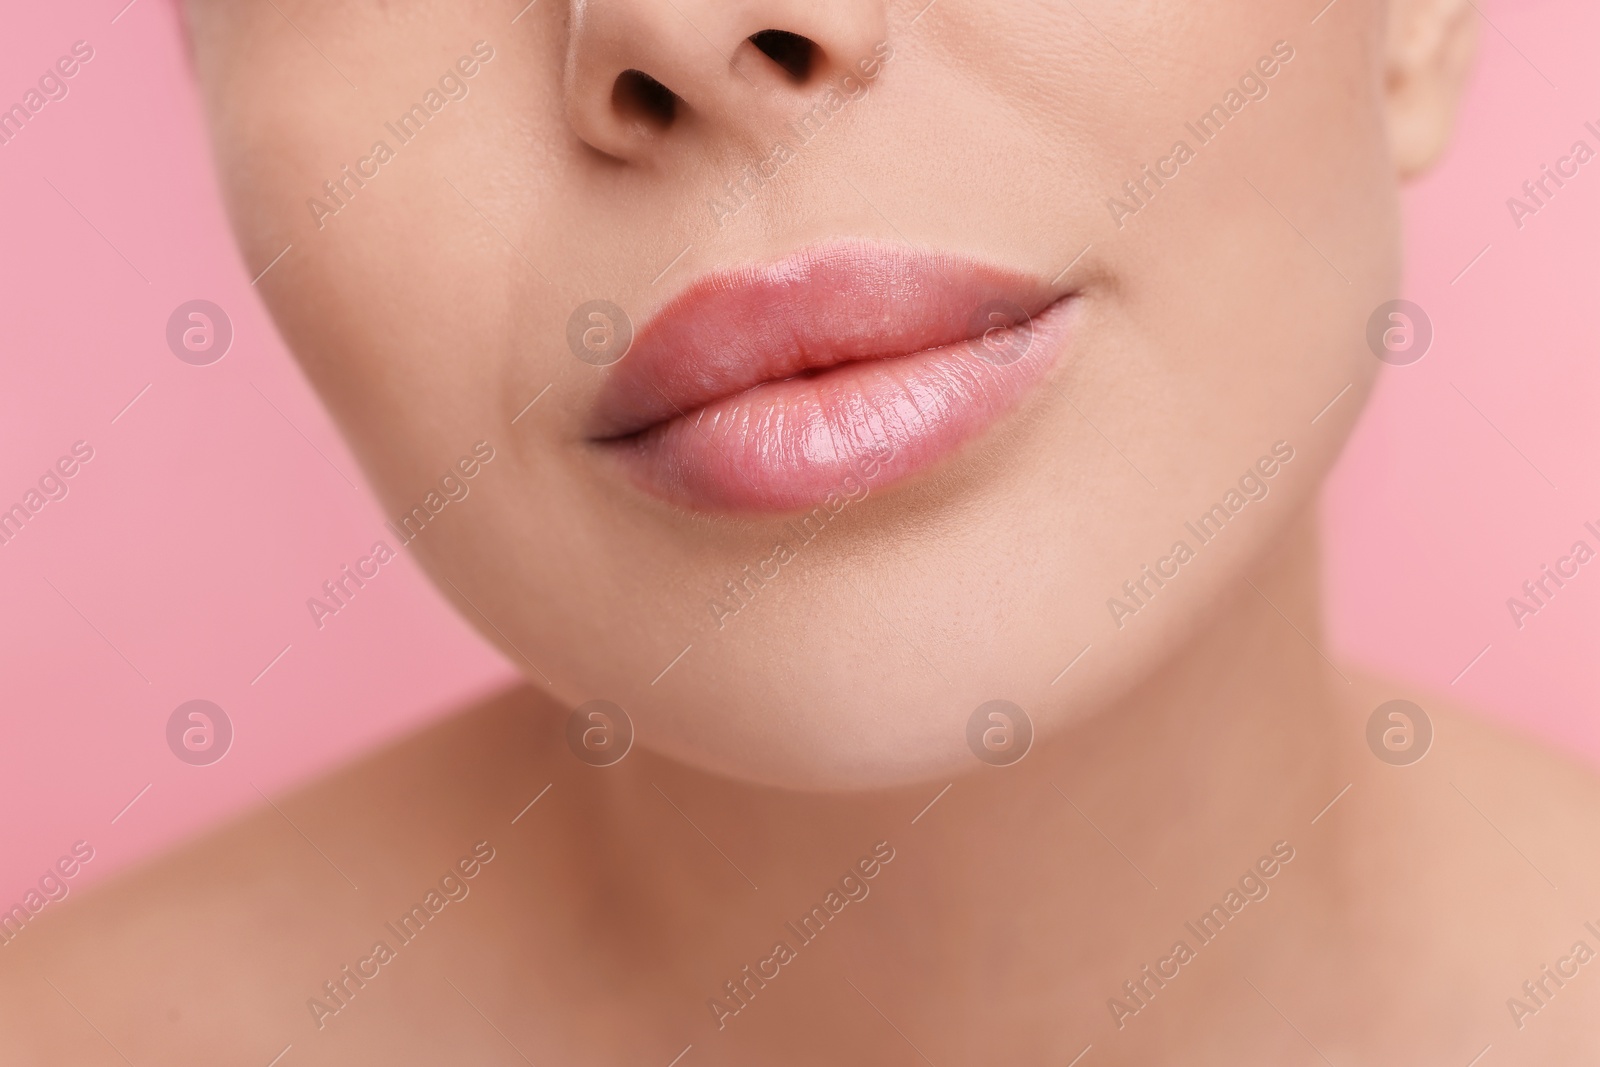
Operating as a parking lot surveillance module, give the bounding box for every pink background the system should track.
[2,0,1595,900]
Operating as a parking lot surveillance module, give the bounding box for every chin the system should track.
[621,655,1070,790]
[639,713,976,793]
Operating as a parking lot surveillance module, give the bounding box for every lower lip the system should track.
[599,296,1075,513]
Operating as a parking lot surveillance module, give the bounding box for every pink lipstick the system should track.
[588,242,1075,512]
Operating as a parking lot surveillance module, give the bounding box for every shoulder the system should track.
[1345,670,1600,840]
[0,684,570,1065]
[1333,671,1600,1061]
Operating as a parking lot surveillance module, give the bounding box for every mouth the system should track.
[587,241,1077,513]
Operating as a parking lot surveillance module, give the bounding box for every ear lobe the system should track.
[1384,0,1479,179]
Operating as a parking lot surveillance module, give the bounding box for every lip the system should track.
[588,242,1075,513]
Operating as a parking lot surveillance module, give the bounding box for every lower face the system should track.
[187,0,1396,789]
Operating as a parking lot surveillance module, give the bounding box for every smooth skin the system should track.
[6,0,1600,1062]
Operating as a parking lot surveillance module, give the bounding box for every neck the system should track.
[578,505,1351,1057]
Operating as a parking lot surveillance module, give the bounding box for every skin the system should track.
[5,0,1600,1062]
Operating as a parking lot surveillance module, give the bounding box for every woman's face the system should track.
[187,0,1399,788]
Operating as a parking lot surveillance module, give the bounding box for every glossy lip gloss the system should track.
[588,241,1077,513]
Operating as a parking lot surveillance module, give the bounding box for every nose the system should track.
[563,0,888,162]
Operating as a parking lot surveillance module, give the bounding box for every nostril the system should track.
[748,29,819,83]
[612,69,678,130]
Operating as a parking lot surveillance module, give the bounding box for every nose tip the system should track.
[562,0,889,163]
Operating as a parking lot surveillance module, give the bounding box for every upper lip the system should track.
[586,241,1063,440]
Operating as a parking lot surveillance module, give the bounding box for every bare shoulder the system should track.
[1340,668,1600,890]
[0,684,571,1066]
[1334,671,1600,1061]
[1347,669,1600,832]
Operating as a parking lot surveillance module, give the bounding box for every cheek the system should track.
[192,0,1398,789]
